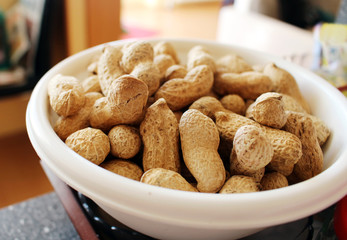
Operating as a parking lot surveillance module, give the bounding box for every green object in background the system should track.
[0,8,11,70]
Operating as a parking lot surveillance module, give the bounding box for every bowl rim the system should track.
[26,37,347,229]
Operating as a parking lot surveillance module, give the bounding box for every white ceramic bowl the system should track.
[26,38,347,240]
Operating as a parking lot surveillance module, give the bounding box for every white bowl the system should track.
[26,38,347,240]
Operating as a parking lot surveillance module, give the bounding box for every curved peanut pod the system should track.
[48,74,85,117]
[216,54,253,74]
[214,72,273,100]
[189,96,225,120]
[97,45,124,96]
[283,111,323,181]
[219,175,259,194]
[130,62,161,96]
[263,63,310,113]
[101,159,143,181]
[153,41,179,63]
[90,75,148,131]
[155,65,214,111]
[121,41,154,73]
[179,109,225,193]
[140,98,180,172]
[215,111,302,176]
[141,168,198,192]
[54,92,103,141]
[187,45,216,73]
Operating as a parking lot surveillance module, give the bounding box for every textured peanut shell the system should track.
[65,127,110,165]
[179,109,225,193]
[140,98,180,172]
[214,72,273,100]
[220,94,246,115]
[100,159,143,181]
[230,149,265,182]
[219,175,259,194]
[54,92,103,141]
[155,65,214,111]
[283,111,323,181]
[165,65,188,81]
[90,75,148,131]
[48,74,85,117]
[251,92,288,129]
[187,45,216,73]
[141,168,198,192]
[154,54,176,79]
[263,63,310,113]
[215,111,302,176]
[233,125,273,171]
[216,54,253,74]
[309,115,330,146]
[261,172,288,191]
[82,75,101,93]
[121,41,154,73]
[97,45,124,96]
[108,125,142,159]
[130,62,161,96]
[153,41,179,63]
[189,96,225,120]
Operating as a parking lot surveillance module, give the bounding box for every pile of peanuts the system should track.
[48,40,330,194]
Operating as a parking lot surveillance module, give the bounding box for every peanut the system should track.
[261,172,288,190]
[283,111,324,181]
[214,72,273,100]
[101,159,143,181]
[90,75,148,131]
[263,63,311,113]
[65,127,110,165]
[54,92,103,141]
[187,45,216,72]
[216,54,253,74]
[179,109,225,193]
[140,98,180,172]
[165,65,188,81]
[220,94,246,115]
[155,65,214,111]
[219,175,259,194]
[82,75,101,93]
[108,125,142,159]
[141,168,198,192]
[48,74,85,117]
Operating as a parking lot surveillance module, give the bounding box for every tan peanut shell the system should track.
[100,159,143,181]
[141,168,198,192]
[155,65,214,111]
[153,41,179,63]
[251,92,288,129]
[233,125,273,171]
[165,65,188,81]
[261,172,288,190]
[54,92,103,141]
[187,45,216,73]
[220,94,246,115]
[230,149,265,182]
[90,75,148,131]
[82,75,101,93]
[214,72,273,100]
[154,54,176,79]
[283,111,323,181]
[140,98,180,172]
[263,63,311,113]
[189,96,225,120]
[130,62,161,96]
[215,111,302,176]
[108,125,142,159]
[121,41,154,73]
[48,74,85,117]
[65,127,110,165]
[219,175,259,194]
[179,109,225,193]
[216,54,253,74]
[97,45,124,96]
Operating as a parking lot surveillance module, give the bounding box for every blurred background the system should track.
[0,0,345,208]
